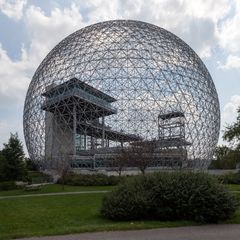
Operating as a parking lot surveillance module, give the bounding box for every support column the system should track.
[73,104,76,156]
[102,116,105,148]
[83,119,87,150]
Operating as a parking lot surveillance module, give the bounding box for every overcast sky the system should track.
[0,0,240,153]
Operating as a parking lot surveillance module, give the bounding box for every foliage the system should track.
[54,153,72,190]
[134,140,158,174]
[217,172,240,184]
[211,107,240,169]
[0,181,17,191]
[0,152,7,181]
[58,172,123,186]
[109,149,130,176]
[209,146,240,169]
[223,107,240,150]
[26,171,53,184]
[25,158,38,171]
[118,140,157,174]
[101,172,238,223]
[0,133,26,181]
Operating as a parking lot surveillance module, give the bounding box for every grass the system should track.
[1,183,239,197]
[0,193,195,240]
[0,184,115,197]
[226,184,240,191]
[0,184,240,239]
[226,191,240,224]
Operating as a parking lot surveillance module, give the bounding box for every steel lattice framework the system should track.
[23,20,220,170]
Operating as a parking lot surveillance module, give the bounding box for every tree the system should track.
[54,152,72,190]
[124,140,157,174]
[25,157,38,171]
[109,148,129,176]
[0,133,26,181]
[0,152,7,181]
[212,107,240,169]
[209,145,239,169]
[223,107,240,150]
[213,145,230,163]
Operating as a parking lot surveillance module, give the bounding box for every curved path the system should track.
[19,224,240,240]
[0,190,109,199]
[1,190,238,200]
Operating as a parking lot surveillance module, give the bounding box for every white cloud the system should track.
[0,44,32,105]
[75,0,120,22]
[222,95,240,125]
[0,0,236,110]
[0,0,27,20]
[217,0,240,53]
[185,0,231,23]
[218,55,240,69]
[0,3,88,149]
[0,3,86,106]
[0,0,238,150]
[0,43,31,148]
[24,4,84,65]
[75,0,228,58]
[219,95,240,146]
[0,118,27,153]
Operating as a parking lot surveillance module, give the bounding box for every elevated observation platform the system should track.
[42,78,117,119]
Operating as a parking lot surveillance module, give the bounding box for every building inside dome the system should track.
[23,20,220,171]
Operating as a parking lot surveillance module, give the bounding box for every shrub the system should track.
[101,172,238,223]
[57,173,123,186]
[27,171,53,184]
[217,172,240,184]
[0,181,17,191]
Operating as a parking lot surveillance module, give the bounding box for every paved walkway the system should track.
[18,224,240,240]
[1,190,238,200]
[0,190,109,200]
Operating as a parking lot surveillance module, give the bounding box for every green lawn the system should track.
[0,185,240,240]
[0,193,195,240]
[0,184,115,197]
[226,184,240,191]
[0,183,239,197]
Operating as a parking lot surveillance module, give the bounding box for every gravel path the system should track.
[18,224,240,240]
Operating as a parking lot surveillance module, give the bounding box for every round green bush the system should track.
[101,172,238,223]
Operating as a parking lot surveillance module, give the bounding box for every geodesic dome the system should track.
[23,20,220,169]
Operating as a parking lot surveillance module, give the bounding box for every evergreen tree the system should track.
[0,133,26,181]
[0,152,7,181]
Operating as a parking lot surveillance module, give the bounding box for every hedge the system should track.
[101,171,238,223]
[57,172,123,186]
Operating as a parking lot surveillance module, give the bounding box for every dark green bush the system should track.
[0,181,17,191]
[217,172,240,184]
[58,173,122,186]
[101,172,238,223]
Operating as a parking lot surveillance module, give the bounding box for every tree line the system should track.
[0,107,240,182]
[209,107,240,169]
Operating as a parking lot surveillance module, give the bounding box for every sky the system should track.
[0,0,240,153]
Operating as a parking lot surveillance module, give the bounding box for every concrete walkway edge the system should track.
[18,224,240,240]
